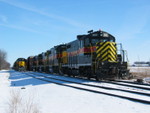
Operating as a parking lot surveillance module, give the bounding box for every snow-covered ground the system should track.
[0,70,150,113]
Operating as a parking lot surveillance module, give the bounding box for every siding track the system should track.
[22,72,150,104]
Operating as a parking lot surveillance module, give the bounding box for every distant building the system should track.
[133,61,150,67]
[147,62,150,66]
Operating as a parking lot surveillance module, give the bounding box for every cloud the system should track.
[0,23,42,34]
[0,15,8,23]
[0,0,89,29]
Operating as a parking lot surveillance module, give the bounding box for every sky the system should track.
[0,0,150,66]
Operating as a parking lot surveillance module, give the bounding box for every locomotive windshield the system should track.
[84,37,115,46]
[79,31,116,47]
[90,37,114,46]
[85,32,116,46]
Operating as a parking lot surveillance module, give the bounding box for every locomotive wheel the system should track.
[87,75,90,80]
[96,75,104,81]
[96,70,104,81]
[59,70,64,75]
[67,69,72,77]
[87,72,92,80]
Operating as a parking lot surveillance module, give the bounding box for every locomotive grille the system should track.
[96,42,117,62]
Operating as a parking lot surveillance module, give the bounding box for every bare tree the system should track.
[0,49,10,70]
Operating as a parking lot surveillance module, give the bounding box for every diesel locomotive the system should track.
[13,58,27,71]
[14,30,129,80]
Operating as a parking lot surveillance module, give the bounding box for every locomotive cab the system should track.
[78,30,129,80]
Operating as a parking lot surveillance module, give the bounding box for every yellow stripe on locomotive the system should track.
[96,41,117,62]
[62,51,68,64]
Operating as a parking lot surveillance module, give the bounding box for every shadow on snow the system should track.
[9,71,50,87]
[8,70,79,87]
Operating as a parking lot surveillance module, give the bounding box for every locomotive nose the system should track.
[19,61,25,67]
[96,41,117,62]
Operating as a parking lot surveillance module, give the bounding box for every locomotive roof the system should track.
[16,58,26,61]
[77,30,115,41]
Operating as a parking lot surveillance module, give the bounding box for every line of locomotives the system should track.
[13,30,130,80]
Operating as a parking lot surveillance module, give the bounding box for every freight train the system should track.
[14,30,130,80]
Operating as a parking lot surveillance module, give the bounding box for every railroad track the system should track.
[102,80,150,91]
[22,72,150,104]
[37,72,150,90]
[35,72,150,91]
[27,72,150,96]
[111,79,150,86]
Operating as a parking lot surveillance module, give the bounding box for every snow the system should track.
[0,70,150,113]
[27,73,150,101]
[30,72,150,94]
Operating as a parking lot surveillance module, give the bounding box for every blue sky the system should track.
[0,0,150,66]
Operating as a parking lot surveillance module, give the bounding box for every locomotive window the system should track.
[67,45,71,48]
[91,38,110,45]
[91,38,100,45]
[92,33,98,37]
[110,39,114,42]
[49,51,51,54]
[100,33,103,36]
[84,38,89,46]
[102,39,107,42]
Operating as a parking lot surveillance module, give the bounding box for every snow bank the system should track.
[0,70,10,112]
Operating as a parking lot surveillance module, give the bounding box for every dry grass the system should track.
[6,90,41,113]
[130,67,150,79]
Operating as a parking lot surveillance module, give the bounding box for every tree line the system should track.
[0,49,10,70]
